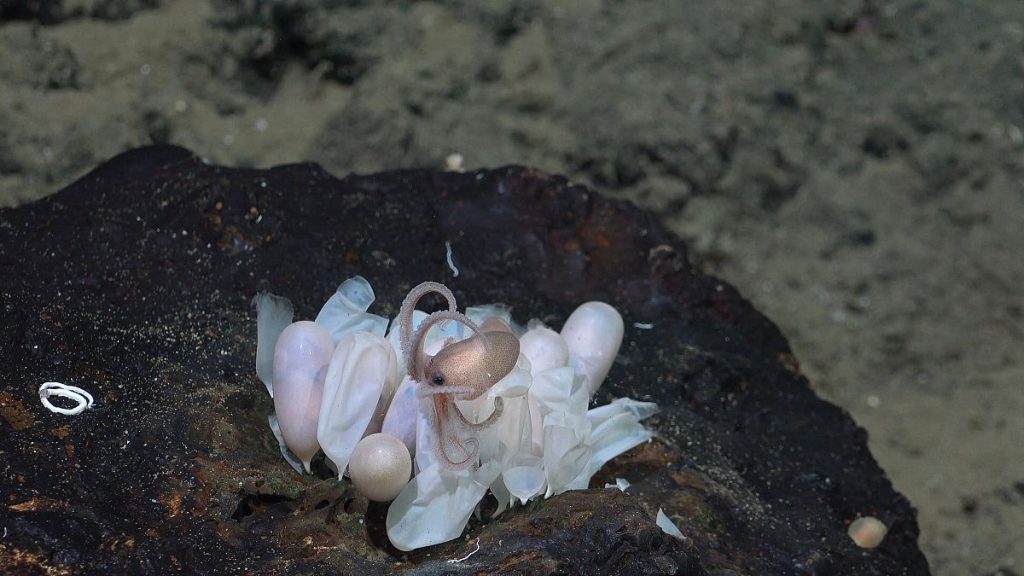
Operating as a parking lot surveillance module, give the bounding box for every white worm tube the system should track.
[38,382,94,415]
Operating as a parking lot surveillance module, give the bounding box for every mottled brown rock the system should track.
[0,391,35,431]
[0,146,929,575]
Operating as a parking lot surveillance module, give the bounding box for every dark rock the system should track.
[862,124,911,159]
[0,145,930,575]
[0,0,63,23]
[211,0,391,84]
[0,0,161,23]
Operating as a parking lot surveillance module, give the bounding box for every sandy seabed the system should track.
[1,1,1022,573]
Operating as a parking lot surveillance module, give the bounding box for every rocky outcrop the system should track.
[0,146,929,575]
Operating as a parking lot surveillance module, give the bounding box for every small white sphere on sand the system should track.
[349,433,412,502]
[848,516,887,548]
[445,153,464,171]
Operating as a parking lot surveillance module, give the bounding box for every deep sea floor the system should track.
[1,1,1022,573]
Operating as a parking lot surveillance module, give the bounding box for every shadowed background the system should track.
[1,1,1022,573]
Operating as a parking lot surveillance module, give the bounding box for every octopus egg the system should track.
[520,324,569,373]
[272,321,334,472]
[349,433,412,502]
[560,301,624,396]
[381,376,419,454]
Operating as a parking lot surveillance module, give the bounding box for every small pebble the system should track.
[848,516,887,548]
[445,153,464,171]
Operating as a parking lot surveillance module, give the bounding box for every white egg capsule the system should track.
[520,323,570,373]
[381,376,419,454]
[272,321,334,472]
[349,433,413,502]
[317,331,399,479]
[560,301,624,397]
[521,324,571,451]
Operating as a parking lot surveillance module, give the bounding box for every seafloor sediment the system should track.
[1,2,1022,573]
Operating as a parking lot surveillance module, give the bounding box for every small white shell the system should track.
[348,433,412,502]
[272,321,334,472]
[560,301,624,397]
[656,508,686,540]
[848,516,888,548]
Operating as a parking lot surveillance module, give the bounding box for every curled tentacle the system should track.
[453,396,504,431]
[430,396,503,470]
[431,394,481,470]
[398,281,458,376]
[416,385,475,397]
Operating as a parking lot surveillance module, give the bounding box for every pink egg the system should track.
[272,321,334,472]
[349,433,412,502]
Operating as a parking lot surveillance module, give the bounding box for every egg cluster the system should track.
[255,277,657,550]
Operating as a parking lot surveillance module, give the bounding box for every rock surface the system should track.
[0,146,929,575]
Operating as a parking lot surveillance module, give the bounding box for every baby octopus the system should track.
[398,282,520,470]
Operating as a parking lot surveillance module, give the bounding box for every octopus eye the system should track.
[431,373,445,386]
